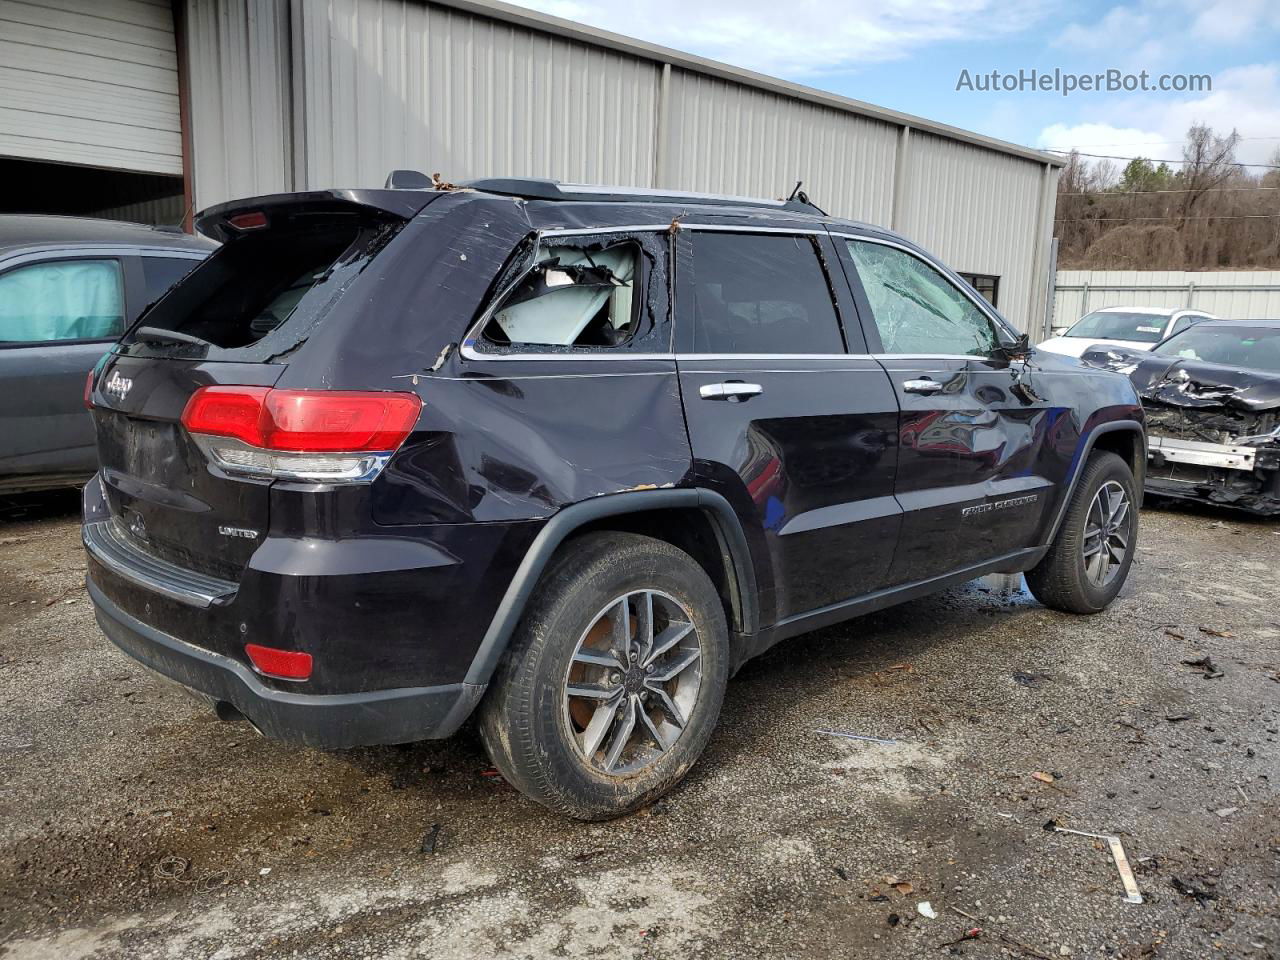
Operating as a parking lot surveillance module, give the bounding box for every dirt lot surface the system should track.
[0,492,1277,960]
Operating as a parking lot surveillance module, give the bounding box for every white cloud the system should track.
[512,0,1052,77]
[1035,63,1280,167]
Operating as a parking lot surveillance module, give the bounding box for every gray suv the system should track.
[0,216,215,493]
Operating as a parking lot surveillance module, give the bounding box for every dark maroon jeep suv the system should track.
[83,177,1145,819]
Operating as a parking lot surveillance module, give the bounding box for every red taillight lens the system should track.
[84,370,94,409]
[181,387,421,452]
[227,211,269,231]
[182,386,271,445]
[245,643,313,680]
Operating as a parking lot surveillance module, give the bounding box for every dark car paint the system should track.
[83,187,1145,748]
[0,216,214,493]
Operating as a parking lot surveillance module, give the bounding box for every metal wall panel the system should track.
[0,0,181,174]
[898,132,1049,332]
[184,0,1057,321]
[1053,270,1280,329]
[184,0,292,210]
[292,0,660,191]
[662,68,898,226]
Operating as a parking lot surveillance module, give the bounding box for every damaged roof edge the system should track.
[429,0,1063,168]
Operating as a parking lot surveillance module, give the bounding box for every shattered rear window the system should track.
[118,211,403,359]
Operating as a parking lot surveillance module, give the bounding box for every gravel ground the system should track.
[0,491,1277,960]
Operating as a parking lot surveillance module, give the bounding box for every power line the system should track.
[1052,135,1280,149]
[1059,186,1280,196]
[1045,148,1280,170]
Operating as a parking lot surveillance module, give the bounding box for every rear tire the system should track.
[478,532,729,820]
[1025,451,1138,614]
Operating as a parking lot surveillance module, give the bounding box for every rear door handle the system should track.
[902,378,943,394]
[699,382,763,402]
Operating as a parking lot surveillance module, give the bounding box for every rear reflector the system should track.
[84,370,94,409]
[182,387,421,483]
[245,643,313,681]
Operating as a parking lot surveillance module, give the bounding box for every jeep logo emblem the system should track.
[104,370,133,401]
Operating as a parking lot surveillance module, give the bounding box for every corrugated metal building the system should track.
[1,0,1063,331]
[1053,270,1280,331]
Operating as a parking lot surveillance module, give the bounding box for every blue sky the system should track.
[512,0,1280,168]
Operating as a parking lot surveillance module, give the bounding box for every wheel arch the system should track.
[463,488,758,687]
[1042,418,1146,546]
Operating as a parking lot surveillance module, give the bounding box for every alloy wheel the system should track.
[563,590,703,776]
[1082,480,1131,587]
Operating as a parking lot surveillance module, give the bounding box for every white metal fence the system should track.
[1051,270,1280,333]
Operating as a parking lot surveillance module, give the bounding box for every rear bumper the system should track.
[89,577,484,749]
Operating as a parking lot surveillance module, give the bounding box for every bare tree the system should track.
[1178,123,1241,226]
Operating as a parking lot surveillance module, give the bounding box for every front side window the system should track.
[481,241,640,348]
[688,232,845,354]
[0,258,124,343]
[848,241,998,356]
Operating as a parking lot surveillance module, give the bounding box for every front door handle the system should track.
[902,378,944,394]
[699,382,763,402]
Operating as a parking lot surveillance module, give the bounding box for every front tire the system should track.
[1025,450,1138,614]
[478,531,730,820]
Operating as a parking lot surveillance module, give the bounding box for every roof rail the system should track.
[461,177,825,214]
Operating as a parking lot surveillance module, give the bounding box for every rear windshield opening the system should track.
[125,212,396,352]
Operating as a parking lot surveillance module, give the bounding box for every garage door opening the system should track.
[0,158,185,228]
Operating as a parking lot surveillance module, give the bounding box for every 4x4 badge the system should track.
[104,370,133,401]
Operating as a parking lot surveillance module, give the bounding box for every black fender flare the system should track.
[1042,418,1146,546]
[462,488,758,687]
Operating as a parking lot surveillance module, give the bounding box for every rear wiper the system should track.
[132,326,213,350]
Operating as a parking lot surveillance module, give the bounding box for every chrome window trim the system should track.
[460,222,1006,362]
[0,247,207,271]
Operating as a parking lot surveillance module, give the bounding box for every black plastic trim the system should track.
[1043,419,1146,545]
[84,519,236,609]
[462,488,757,686]
[89,578,482,748]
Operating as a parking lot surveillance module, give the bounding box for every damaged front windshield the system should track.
[483,243,638,348]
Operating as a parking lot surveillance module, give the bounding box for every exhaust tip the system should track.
[213,700,245,723]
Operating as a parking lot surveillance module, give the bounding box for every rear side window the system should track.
[483,242,639,347]
[141,256,201,305]
[0,258,124,343]
[689,233,845,354]
[123,212,401,355]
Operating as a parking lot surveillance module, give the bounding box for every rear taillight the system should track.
[181,387,421,482]
[84,370,94,409]
[245,643,312,681]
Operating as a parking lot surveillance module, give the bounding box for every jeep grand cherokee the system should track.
[83,178,1145,819]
